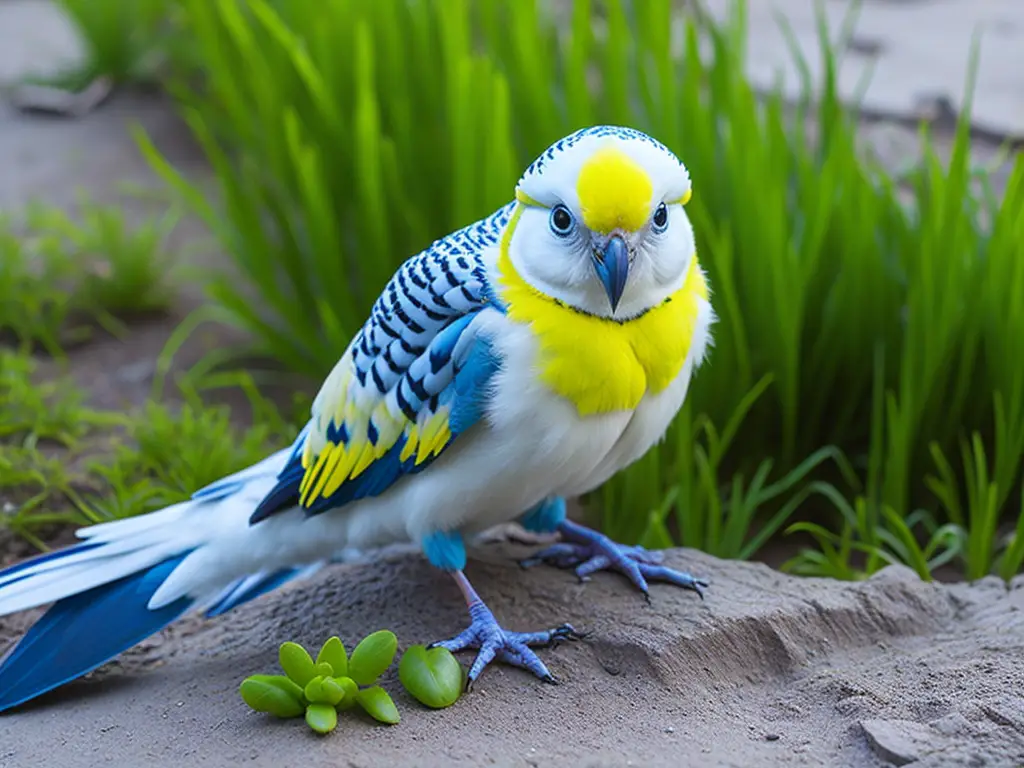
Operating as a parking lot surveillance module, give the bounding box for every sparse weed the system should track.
[1,346,298,545]
[0,349,115,448]
[0,350,108,547]
[0,198,179,353]
[0,220,80,356]
[0,446,79,551]
[25,200,180,331]
[72,373,297,526]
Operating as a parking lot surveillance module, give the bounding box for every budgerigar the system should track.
[0,125,715,712]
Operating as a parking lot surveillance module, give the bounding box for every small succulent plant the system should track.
[240,630,401,734]
[239,630,465,735]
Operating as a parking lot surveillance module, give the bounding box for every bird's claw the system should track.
[428,602,583,686]
[520,522,709,601]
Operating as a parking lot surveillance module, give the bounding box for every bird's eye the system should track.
[549,205,575,237]
[652,202,669,233]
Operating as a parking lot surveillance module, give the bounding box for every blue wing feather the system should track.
[203,563,324,618]
[449,334,502,433]
[249,205,512,525]
[252,331,500,520]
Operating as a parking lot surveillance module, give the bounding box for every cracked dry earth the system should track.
[1,545,1022,767]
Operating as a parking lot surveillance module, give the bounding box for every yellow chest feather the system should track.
[498,254,707,416]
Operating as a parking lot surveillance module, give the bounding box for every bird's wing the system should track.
[248,204,514,523]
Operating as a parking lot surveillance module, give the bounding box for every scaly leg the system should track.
[421,529,583,688]
[429,570,582,687]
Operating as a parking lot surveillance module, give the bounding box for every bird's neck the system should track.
[493,211,707,415]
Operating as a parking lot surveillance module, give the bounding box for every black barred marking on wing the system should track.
[398,381,418,420]
[350,203,514,396]
[407,375,429,402]
[370,363,386,393]
[381,346,402,375]
[250,202,516,522]
[392,301,425,335]
[397,271,449,323]
[400,337,421,357]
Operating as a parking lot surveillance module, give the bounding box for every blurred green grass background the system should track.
[2,0,1022,583]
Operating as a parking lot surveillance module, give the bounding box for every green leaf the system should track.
[348,629,397,686]
[334,676,359,711]
[356,685,400,724]
[398,645,464,709]
[319,677,346,707]
[305,703,339,734]
[239,674,305,718]
[316,662,334,677]
[316,636,348,678]
[279,641,317,687]
[303,674,328,703]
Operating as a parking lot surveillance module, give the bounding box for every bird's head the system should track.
[500,126,695,320]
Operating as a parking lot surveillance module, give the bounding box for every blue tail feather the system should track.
[0,555,193,714]
[204,567,306,618]
[0,542,103,590]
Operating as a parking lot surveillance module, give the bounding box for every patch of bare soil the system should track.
[1,545,1022,767]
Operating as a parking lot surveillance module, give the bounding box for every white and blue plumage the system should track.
[0,125,715,711]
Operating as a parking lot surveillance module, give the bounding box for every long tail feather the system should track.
[202,563,324,618]
[0,443,338,713]
[0,556,193,713]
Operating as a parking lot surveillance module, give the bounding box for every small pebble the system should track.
[766,733,781,742]
[664,726,675,734]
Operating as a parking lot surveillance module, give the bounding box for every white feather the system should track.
[0,449,290,617]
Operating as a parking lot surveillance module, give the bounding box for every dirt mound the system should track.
[1,545,1022,767]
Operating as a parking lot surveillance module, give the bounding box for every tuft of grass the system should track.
[0,218,80,356]
[0,349,114,547]
[1,344,299,546]
[134,0,1024,580]
[612,374,862,560]
[0,349,116,448]
[0,197,179,354]
[70,373,299,527]
[139,0,537,376]
[24,200,180,334]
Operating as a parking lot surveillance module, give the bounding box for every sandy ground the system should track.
[1,545,1023,767]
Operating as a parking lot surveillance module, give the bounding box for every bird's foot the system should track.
[429,597,583,688]
[519,519,708,601]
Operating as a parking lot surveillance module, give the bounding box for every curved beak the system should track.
[591,234,630,313]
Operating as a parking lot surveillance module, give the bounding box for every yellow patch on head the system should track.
[576,146,654,233]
